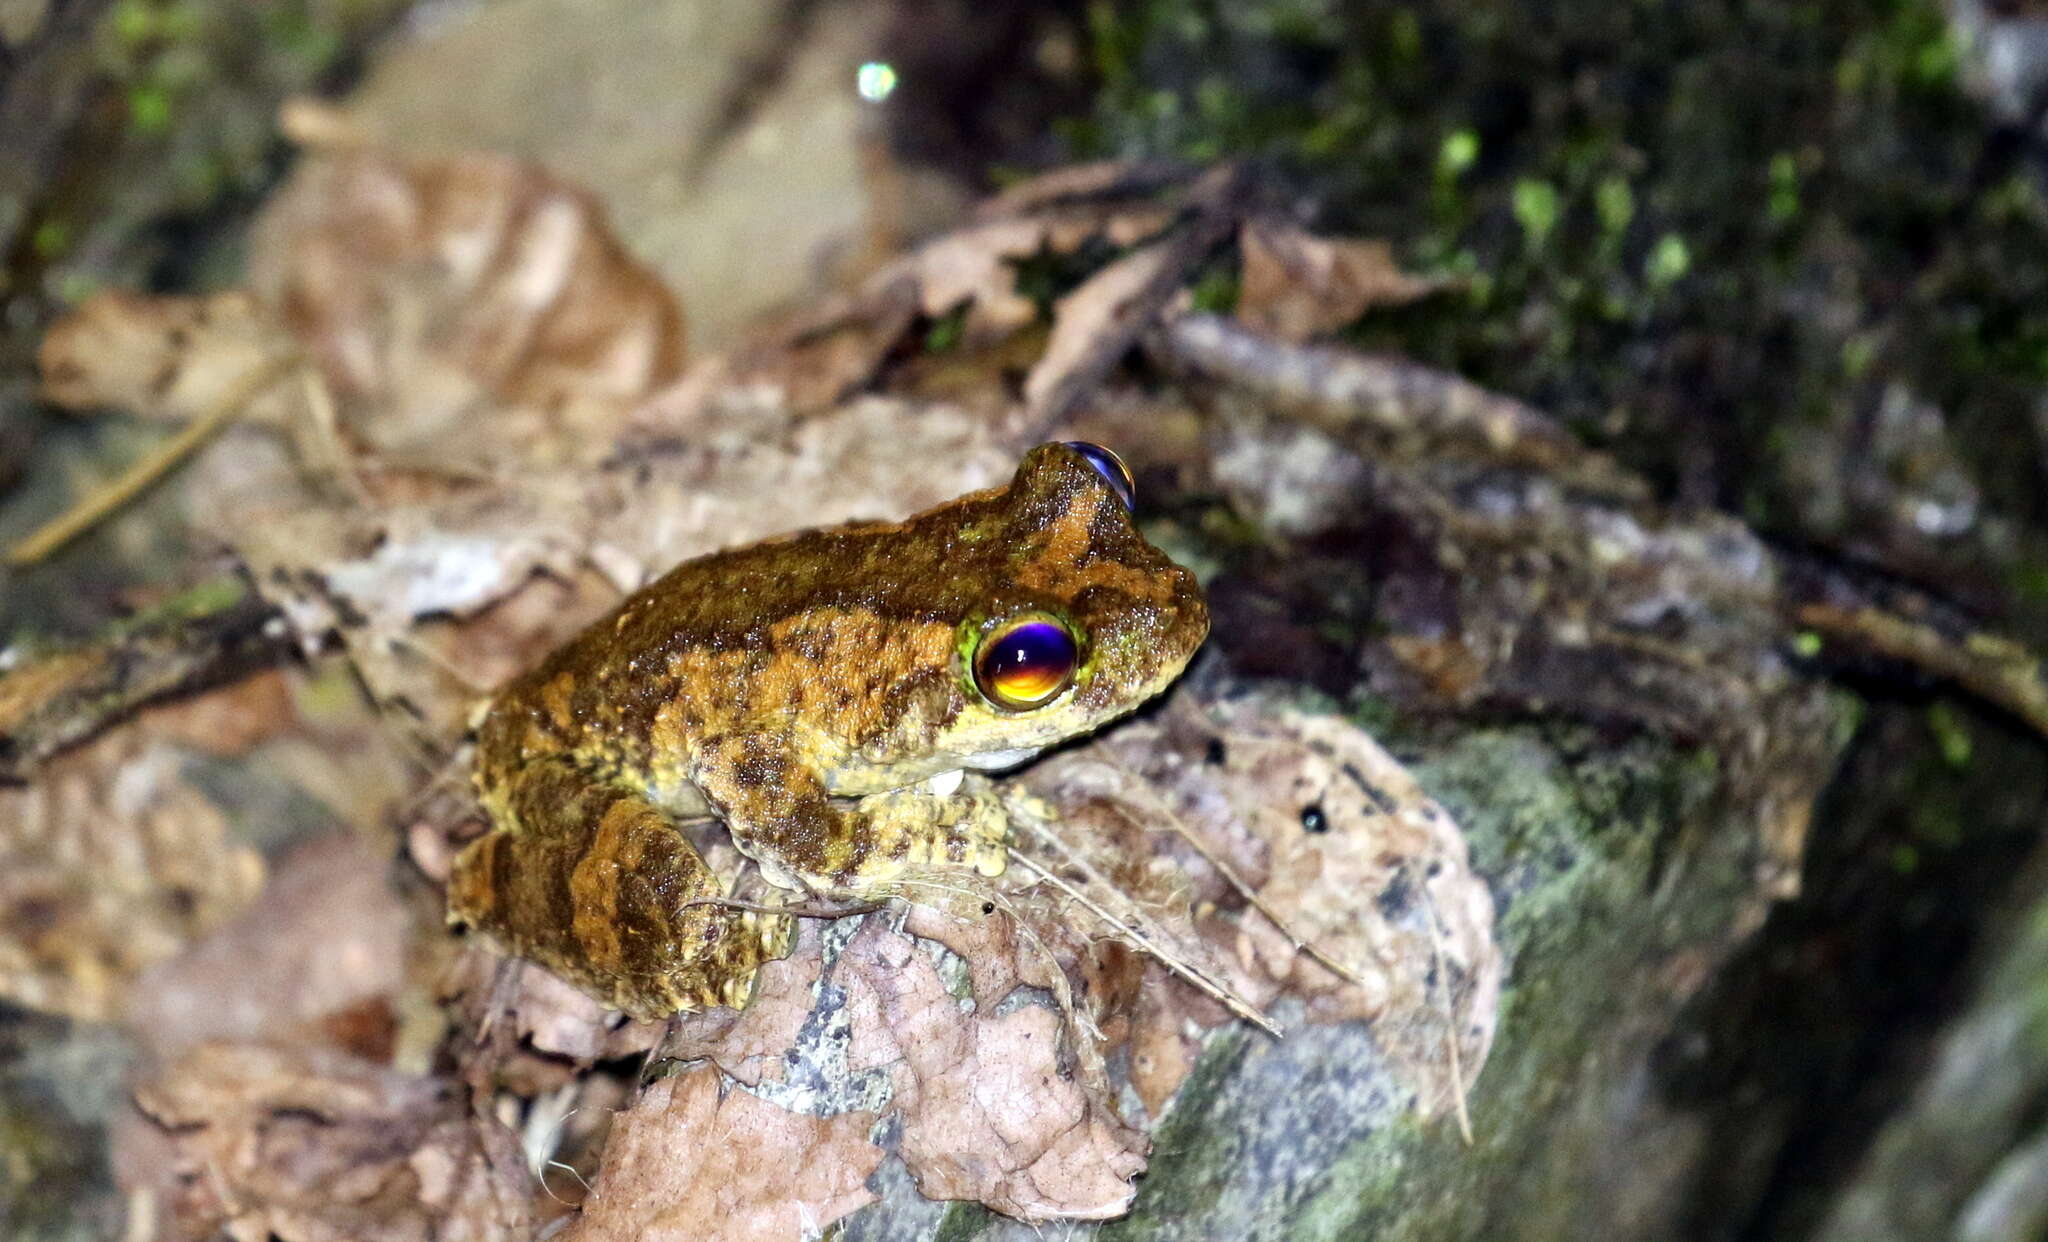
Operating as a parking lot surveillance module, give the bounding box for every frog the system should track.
[447,441,1209,1019]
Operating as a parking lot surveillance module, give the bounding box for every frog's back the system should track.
[476,501,1004,790]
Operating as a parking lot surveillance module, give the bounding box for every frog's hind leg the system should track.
[693,736,1011,894]
[449,756,792,1020]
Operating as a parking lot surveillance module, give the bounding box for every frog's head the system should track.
[934,441,1208,768]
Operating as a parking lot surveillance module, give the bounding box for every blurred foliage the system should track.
[1066,0,2048,625]
[11,0,405,305]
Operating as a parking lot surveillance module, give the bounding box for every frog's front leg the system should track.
[692,734,1011,894]
[449,756,793,1020]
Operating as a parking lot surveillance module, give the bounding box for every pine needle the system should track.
[1098,752,1378,992]
[6,355,299,566]
[1005,844,1281,1036]
[1417,869,1475,1145]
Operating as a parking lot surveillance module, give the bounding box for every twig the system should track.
[1147,312,1643,499]
[1007,811,1280,1032]
[1795,601,2048,742]
[6,354,299,566]
[679,894,882,920]
[1098,753,1377,990]
[0,574,289,780]
[894,874,1110,1051]
[1415,867,1475,1145]
[1005,845,1281,1036]
[297,364,375,507]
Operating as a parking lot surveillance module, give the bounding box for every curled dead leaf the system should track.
[1236,218,1437,342]
[37,291,302,426]
[561,1065,882,1242]
[835,918,1149,1222]
[0,723,265,1021]
[1019,682,1501,1120]
[129,1041,533,1242]
[1023,239,1179,418]
[249,146,684,470]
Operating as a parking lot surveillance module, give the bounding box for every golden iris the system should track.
[1062,441,1136,511]
[973,613,1079,710]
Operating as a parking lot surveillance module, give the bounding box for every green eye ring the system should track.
[972,612,1081,711]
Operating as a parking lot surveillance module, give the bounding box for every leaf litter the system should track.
[6,122,1506,1239]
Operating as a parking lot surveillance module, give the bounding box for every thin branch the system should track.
[1097,752,1377,991]
[1005,845,1281,1036]
[1415,868,1475,1145]
[7,354,299,566]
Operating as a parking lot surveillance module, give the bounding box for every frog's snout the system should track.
[1162,568,1211,667]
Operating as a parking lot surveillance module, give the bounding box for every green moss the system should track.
[1095,1030,1255,1239]
[923,307,966,354]
[1064,0,2048,627]
[928,1203,991,1242]
[1511,179,1561,248]
[899,710,1777,1242]
[1924,699,1975,770]
[109,573,252,636]
[126,83,174,135]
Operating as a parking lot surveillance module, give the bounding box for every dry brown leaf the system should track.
[835,919,1149,1222]
[1022,239,1177,417]
[1019,683,1501,1119]
[1210,698,1497,1035]
[0,722,265,1021]
[881,179,1174,342]
[970,159,1192,221]
[1126,963,1202,1119]
[249,146,684,471]
[130,1041,532,1242]
[125,831,411,1062]
[719,281,923,414]
[500,906,1146,1226]
[657,927,829,1086]
[899,900,1059,1013]
[894,217,1054,338]
[133,665,298,758]
[37,290,303,425]
[1236,218,1437,342]
[28,145,692,737]
[39,142,684,481]
[718,165,1187,409]
[561,1065,883,1242]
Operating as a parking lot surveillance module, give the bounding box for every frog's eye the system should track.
[1061,441,1136,511]
[973,612,1080,711]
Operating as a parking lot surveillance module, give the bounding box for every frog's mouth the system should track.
[959,745,1044,774]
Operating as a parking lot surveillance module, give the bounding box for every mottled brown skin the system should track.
[448,444,1208,1018]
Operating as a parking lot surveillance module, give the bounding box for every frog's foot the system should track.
[856,784,1011,880]
[695,745,1011,894]
[451,756,793,1021]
